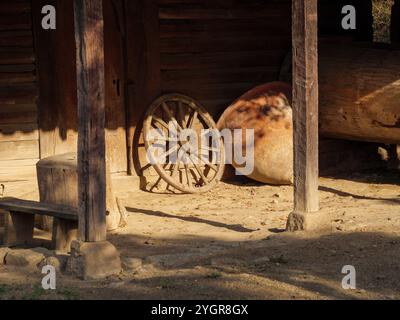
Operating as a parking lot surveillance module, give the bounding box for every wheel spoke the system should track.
[187,110,198,129]
[159,144,179,160]
[205,162,218,172]
[178,101,186,129]
[188,155,209,185]
[184,164,192,187]
[162,102,183,132]
[152,117,169,131]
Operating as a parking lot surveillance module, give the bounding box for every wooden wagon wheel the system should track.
[143,94,225,194]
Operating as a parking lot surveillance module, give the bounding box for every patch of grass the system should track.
[159,278,176,290]
[21,285,48,300]
[0,284,11,298]
[58,288,80,300]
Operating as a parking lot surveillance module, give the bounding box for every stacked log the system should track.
[319,42,400,144]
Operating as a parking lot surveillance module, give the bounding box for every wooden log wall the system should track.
[32,0,78,160]
[32,0,127,174]
[0,0,39,179]
[158,0,292,119]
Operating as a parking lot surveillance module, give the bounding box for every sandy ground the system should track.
[0,169,399,300]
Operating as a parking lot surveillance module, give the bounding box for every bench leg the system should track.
[52,218,78,253]
[3,211,34,247]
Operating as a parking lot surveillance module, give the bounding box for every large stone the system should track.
[217,82,293,185]
[38,255,68,273]
[0,247,10,264]
[121,257,142,272]
[5,249,46,269]
[286,211,332,232]
[66,241,122,280]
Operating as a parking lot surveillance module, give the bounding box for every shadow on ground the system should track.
[99,231,400,300]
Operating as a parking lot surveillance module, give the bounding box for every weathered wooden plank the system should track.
[159,18,291,39]
[0,64,35,73]
[0,112,37,125]
[0,72,35,84]
[125,0,161,175]
[0,140,39,160]
[158,6,288,20]
[0,123,38,142]
[74,0,107,242]
[0,1,31,14]
[161,67,279,85]
[160,35,290,54]
[291,0,319,215]
[0,84,37,105]
[0,198,77,221]
[0,13,32,31]
[3,211,35,246]
[0,30,33,47]
[0,51,35,65]
[103,0,127,174]
[161,50,286,70]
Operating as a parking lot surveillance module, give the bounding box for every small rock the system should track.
[271,199,279,205]
[122,257,143,271]
[38,255,68,272]
[5,249,45,269]
[0,247,10,265]
[31,247,53,257]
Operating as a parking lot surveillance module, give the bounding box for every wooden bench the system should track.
[0,198,78,252]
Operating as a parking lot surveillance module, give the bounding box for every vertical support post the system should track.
[74,0,107,242]
[287,0,324,232]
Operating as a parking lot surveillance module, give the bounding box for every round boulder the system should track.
[217,82,293,185]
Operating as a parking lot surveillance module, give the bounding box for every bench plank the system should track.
[0,198,78,221]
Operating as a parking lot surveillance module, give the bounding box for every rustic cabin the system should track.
[0,0,399,278]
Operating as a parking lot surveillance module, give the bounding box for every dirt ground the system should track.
[0,169,399,300]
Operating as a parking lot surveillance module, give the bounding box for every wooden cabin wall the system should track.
[32,0,77,160]
[0,0,39,180]
[158,0,292,119]
[125,0,292,175]
[32,0,127,174]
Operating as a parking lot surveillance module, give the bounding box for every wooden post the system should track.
[74,0,107,242]
[287,0,323,232]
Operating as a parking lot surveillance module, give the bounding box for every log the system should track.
[280,41,400,144]
[318,42,400,144]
